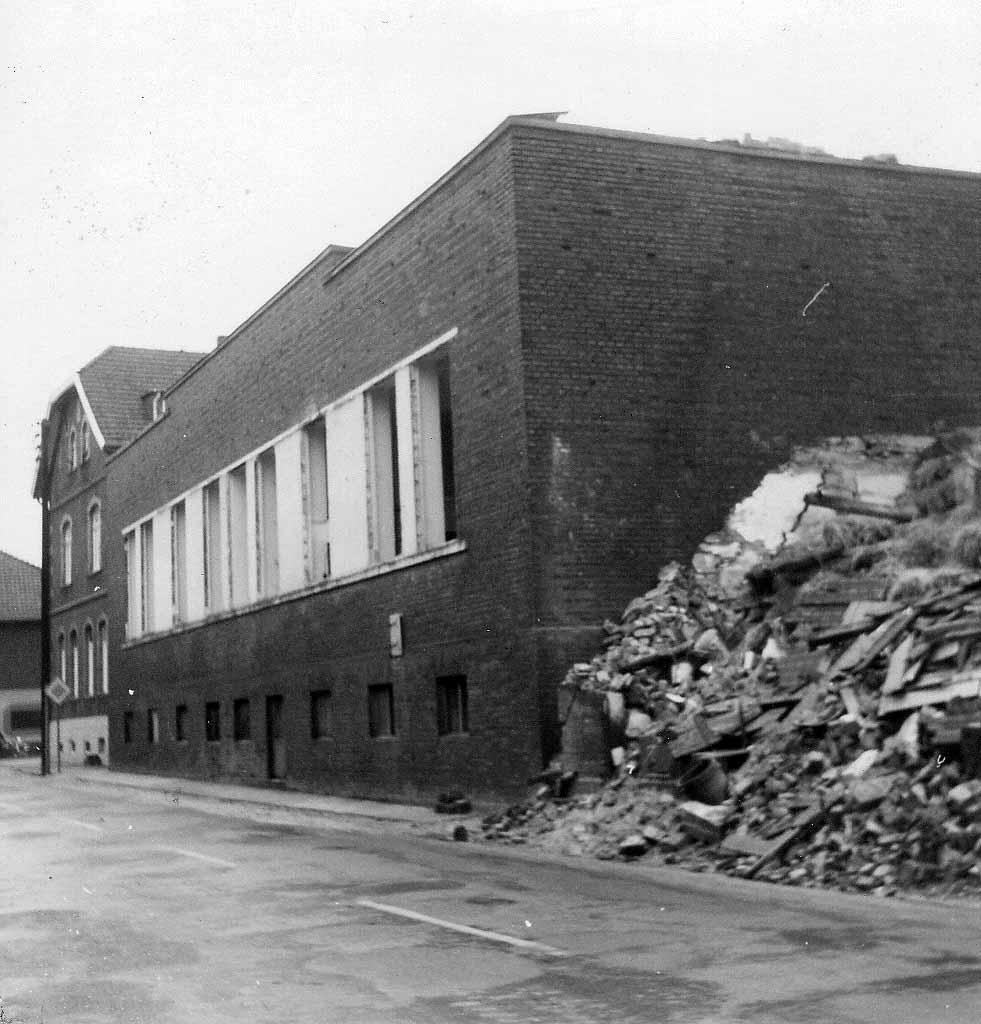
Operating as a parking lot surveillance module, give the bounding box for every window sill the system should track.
[123,538,467,648]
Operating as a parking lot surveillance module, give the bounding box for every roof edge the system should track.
[132,113,981,404]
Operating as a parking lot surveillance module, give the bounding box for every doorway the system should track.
[266,695,286,779]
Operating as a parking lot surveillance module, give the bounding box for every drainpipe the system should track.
[39,419,51,777]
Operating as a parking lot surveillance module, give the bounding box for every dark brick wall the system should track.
[0,622,41,692]
[107,134,545,800]
[512,124,981,634]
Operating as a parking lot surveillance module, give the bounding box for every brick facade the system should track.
[103,117,981,802]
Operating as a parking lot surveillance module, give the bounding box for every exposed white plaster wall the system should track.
[48,714,109,766]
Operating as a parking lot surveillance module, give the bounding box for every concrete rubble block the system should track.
[677,801,732,843]
[947,780,981,815]
[848,775,897,811]
[618,833,649,857]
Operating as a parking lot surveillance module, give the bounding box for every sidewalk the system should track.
[0,757,445,827]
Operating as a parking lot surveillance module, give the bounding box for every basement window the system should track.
[367,684,395,738]
[436,675,469,736]
[123,711,134,744]
[147,709,160,744]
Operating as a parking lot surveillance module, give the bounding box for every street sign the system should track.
[45,676,71,705]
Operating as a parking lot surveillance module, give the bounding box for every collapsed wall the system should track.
[482,432,981,897]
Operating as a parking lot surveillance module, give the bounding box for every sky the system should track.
[2,0,979,565]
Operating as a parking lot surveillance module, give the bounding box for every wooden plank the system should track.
[882,635,913,695]
[841,600,902,625]
[918,617,981,642]
[852,606,919,673]
[878,672,981,715]
[803,491,912,522]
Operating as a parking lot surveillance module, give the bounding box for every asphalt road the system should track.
[1,765,979,1024]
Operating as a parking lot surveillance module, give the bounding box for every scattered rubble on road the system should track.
[481,432,981,898]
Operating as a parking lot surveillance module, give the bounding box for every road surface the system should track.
[0,764,979,1023]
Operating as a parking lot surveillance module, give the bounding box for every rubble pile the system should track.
[482,432,981,897]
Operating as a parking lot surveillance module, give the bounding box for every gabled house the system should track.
[0,551,42,754]
[102,116,981,802]
[34,346,205,765]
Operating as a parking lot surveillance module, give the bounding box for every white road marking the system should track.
[356,899,566,957]
[60,818,104,833]
[157,846,237,868]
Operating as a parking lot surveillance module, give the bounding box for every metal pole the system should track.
[39,419,51,777]
[57,702,61,774]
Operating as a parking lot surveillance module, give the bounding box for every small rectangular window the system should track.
[175,704,188,742]
[123,711,134,743]
[310,689,331,740]
[147,709,160,744]
[233,698,251,741]
[367,684,395,738]
[205,701,221,742]
[436,675,469,735]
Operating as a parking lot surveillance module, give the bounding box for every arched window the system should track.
[80,420,91,462]
[98,618,109,694]
[68,428,78,471]
[69,629,79,698]
[61,518,72,587]
[57,632,66,683]
[84,623,95,697]
[88,501,101,573]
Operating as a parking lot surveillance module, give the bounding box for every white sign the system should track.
[45,676,71,705]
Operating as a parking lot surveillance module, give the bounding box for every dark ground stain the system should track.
[419,961,723,1024]
[733,967,981,1023]
[464,895,518,907]
[0,909,198,975]
[7,977,173,1024]
[1,830,58,840]
[777,926,888,953]
[228,825,311,842]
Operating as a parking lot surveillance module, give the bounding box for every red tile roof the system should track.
[0,551,40,622]
[78,346,206,450]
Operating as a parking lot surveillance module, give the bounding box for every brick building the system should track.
[0,551,42,753]
[105,115,981,802]
[34,347,204,765]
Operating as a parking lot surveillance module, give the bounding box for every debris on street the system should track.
[481,432,981,897]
